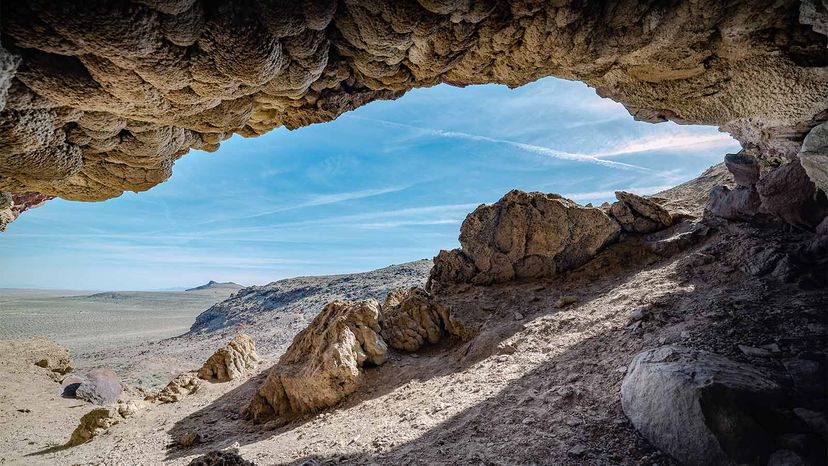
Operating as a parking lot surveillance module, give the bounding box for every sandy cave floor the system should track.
[1,219,825,465]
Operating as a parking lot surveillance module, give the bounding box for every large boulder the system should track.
[75,368,122,405]
[724,152,761,187]
[706,185,762,221]
[380,287,468,352]
[756,159,828,229]
[246,299,387,423]
[197,334,259,382]
[799,121,828,194]
[621,346,783,466]
[429,190,620,287]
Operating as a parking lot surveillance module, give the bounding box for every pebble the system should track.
[514,312,525,321]
[738,345,771,358]
[567,445,587,457]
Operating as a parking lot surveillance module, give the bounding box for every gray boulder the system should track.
[621,346,782,466]
[75,368,122,405]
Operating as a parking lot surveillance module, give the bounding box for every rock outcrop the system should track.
[197,334,258,382]
[429,190,620,288]
[32,347,74,381]
[609,191,674,234]
[621,346,784,466]
[799,121,828,195]
[75,368,122,405]
[0,2,825,227]
[380,287,467,352]
[246,299,387,423]
[756,158,827,229]
[188,450,257,466]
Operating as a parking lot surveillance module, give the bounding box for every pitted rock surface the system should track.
[0,1,826,223]
[429,190,620,287]
[380,287,468,352]
[610,191,674,234]
[246,299,387,423]
[154,372,201,403]
[197,333,258,382]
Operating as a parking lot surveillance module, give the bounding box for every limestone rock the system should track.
[706,185,762,221]
[0,2,825,227]
[799,121,828,194]
[380,287,467,352]
[621,346,783,466]
[33,351,74,379]
[75,368,123,405]
[246,299,387,423]
[66,407,120,447]
[724,152,761,187]
[179,431,201,447]
[197,334,258,382]
[610,191,673,234]
[756,159,828,229]
[154,372,201,403]
[430,190,620,287]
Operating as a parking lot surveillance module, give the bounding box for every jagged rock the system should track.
[197,334,258,382]
[154,373,201,403]
[246,299,387,423]
[706,185,762,221]
[644,220,711,256]
[430,190,619,287]
[32,346,74,380]
[66,407,120,447]
[724,152,761,187]
[799,121,828,194]
[621,346,783,466]
[380,287,467,352]
[75,368,122,405]
[610,191,674,234]
[757,159,828,229]
[116,400,143,418]
[188,450,257,466]
[179,431,202,447]
[0,2,825,228]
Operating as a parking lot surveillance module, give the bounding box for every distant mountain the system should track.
[185,260,432,356]
[185,281,245,292]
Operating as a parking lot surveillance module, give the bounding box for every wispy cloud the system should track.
[594,133,735,157]
[347,116,656,173]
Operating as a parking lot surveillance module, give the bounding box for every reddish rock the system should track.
[725,152,761,187]
[756,159,828,229]
[75,368,122,405]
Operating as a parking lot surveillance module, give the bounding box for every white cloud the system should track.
[562,184,675,201]
[594,133,735,157]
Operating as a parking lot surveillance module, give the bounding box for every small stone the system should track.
[567,445,587,457]
[179,431,202,447]
[514,312,524,321]
[738,345,771,358]
[555,296,578,308]
[34,359,49,368]
[627,307,647,324]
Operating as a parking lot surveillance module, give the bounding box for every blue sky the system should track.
[0,77,739,290]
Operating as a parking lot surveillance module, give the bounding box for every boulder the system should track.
[66,407,120,447]
[610,191,673,233]
[705,185,761,221]
[154,373,201,403]
[724,152,760,187]
[246,299,387,423]
[621,346,783,466]
[75,368,122,405]
[60,374,84,397]
[799,121,828,194]
[197,334,259,382]
[380,287,467,352]
[429,190,620,287]
[756,159,828,229]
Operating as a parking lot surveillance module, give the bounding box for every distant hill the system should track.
[185,281,245,292]
[185,260,432,356]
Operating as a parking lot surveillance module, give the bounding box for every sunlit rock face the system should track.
[0,1,825,222]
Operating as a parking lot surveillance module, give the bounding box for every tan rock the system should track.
[380,287,467,352]
[429,190,620,287]
[610,191,674,234]
[154,372,201,403]
[197,334,258,382]
[246,299,386,423]
[66,407,120,447]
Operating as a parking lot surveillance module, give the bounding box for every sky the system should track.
[0,77,740,290]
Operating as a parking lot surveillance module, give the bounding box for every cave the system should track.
[0,1,826,465]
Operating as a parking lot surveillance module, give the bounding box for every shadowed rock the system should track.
[725,152,761,187]
[380,287,468,352]
[756,159,828,229]
[246,299,387,423]
[197,334,258,382]
[429,190,620,288]
[621,346,783,466]
[610,191,674,234]
[75,368,122,405]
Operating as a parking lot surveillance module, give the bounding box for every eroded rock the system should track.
[153,372,201,403]
[724,152,761,187]
[187,450,257,466]
[706,185,762,221]
[0,2,825,227]
[621,346,783,466]
[66,407,120,447]
[197,334,258,382]
[610,191,674,234]
[380,287,467,352]
[429,190,620,287]
[799,121,828,194]
[75,368,123,405]
[756,159,828,229]
[246,299,387,423]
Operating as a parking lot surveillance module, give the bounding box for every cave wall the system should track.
[0,0,826,228]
